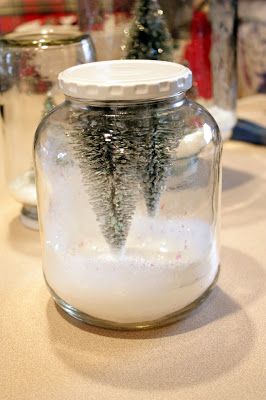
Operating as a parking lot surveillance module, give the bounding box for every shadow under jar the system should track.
[0,29,95,229]
[34,60,222,330]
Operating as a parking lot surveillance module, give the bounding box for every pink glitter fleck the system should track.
[176,253,181,261]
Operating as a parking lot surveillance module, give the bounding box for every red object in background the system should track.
[184,11,212,100]
[0,13,75,33]
[114,0,135,14]
[0,1,76,33]
[0,13,74,33]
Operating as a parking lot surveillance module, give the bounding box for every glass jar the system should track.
[0,28,95,229]
[34,60,222,330]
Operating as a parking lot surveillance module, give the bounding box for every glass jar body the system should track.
[34,94,222,329]
[0,30,95,229]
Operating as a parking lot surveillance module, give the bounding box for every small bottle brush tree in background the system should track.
[124,0,174,61]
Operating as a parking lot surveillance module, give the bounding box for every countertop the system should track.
[1,96,266,400]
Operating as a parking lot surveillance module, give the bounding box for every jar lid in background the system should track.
[58,60,192,101]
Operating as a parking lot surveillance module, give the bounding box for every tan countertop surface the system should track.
[1,96,266,400]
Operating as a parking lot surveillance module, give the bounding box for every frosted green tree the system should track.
[124,0,174,61]
[67,109,140,250]
[66,103,181,249]
[138,109,182,216]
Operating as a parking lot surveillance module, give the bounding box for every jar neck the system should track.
[65,93,186,108]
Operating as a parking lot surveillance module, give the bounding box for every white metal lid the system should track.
[58,60,192,101]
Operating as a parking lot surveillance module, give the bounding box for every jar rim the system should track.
[1,29,90,47]
[65,92,186,107]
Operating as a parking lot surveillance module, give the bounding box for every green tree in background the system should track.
[124,0,174,61]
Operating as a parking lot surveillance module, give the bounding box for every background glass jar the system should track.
[0,28,95,229]
[34,60,222,330]
[77,0,237,140]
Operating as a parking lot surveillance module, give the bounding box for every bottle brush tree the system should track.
[66,102,182,250]
[124,0,174,61]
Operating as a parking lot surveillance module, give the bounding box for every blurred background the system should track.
[0,0,265,223]
[0,0,265,97]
